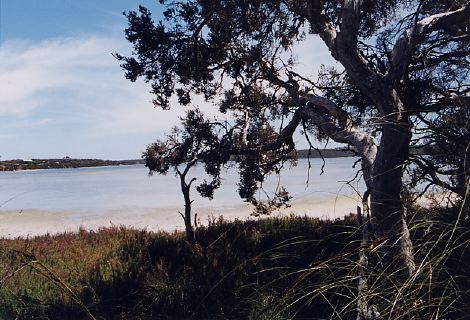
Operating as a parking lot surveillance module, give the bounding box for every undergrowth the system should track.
[0,210,468,319]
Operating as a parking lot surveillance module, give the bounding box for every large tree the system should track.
[117,0,469,317]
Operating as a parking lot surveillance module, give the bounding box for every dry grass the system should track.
[0,210,468,319]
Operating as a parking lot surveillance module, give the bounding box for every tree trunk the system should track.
[370,117,415,276]
[354,116,415,319]
[183,197,195,244]
[179,172,196,244]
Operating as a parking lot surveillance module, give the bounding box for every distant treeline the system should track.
[295,148,355,158]
[0,158,145,172]
[0,150,351,172]
[0,147,429,172]
[295,146,428,159]
[226,148,356,161]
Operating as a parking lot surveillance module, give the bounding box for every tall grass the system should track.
[0,211,468,319]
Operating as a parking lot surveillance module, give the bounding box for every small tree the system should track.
[143,110,228,243]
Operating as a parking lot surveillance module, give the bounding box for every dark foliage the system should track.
[1,211,469,319]
[116,1,470,317]
[117,0,470,211]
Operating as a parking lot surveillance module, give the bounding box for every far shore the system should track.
[0,149,356,172]
[0,158,145,172]
[0,146,434,173]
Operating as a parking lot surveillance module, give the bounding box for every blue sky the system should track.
[0,1,333,160]
[1,0,164,41]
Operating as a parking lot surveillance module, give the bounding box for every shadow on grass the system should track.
[0,211,469,319]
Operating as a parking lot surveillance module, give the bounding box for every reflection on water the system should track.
[0,158,364,218]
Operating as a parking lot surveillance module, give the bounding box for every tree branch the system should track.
[388,2,470,83]
[301,94,377,187]
[417,95,470,114]
[340,0,363,41]
[412,157,460,194]
[306,1,388,113]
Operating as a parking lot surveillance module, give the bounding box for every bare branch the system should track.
[301,94,377,187]
[388,2,470,82]
[417,95,470,114]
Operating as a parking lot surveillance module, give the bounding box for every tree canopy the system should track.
[118,0,469,317]
[117,0,468,311]
[118,0,469,217]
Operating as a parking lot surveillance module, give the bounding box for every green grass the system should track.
[0,211,469,319]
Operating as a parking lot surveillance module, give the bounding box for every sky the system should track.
[0,0,334,160]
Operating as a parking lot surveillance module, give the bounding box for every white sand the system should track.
[0,194,362,238]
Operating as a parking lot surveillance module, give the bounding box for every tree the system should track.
[143,109,228,243]
[117,0,470,317]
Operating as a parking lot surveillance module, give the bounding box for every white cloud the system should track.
[0,32,337,159]
[0,133,14,141]
[0,36,180,134]
[0,37,117,116]
[3,118,51,129]
[0,35,185,159]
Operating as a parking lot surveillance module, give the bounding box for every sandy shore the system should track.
[0,194,362,238]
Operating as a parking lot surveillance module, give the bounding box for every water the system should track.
[0,158,365,236]
[0,158,364,216]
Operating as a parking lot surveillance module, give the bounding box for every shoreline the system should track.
[1,163,144,173]
[0,159,144,172]
[0,191,446,239]
[0,150,356,172]
[0,194,361,239]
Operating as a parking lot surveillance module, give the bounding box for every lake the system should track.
[0,158,365,237]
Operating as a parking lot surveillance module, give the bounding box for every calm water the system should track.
[0,158,364,217]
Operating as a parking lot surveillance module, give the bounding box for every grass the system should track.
[0,211,469,319]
